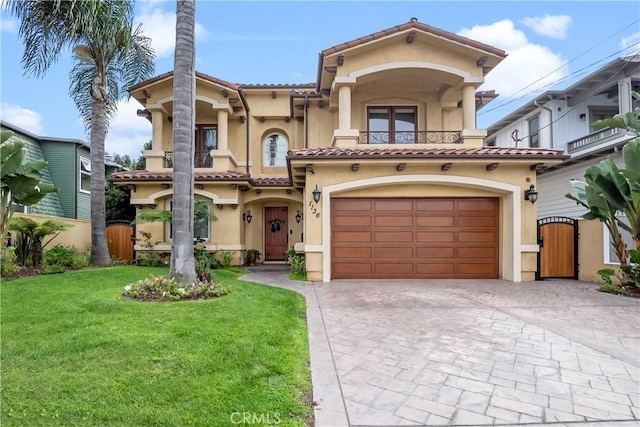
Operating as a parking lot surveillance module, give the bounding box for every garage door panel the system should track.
[457,247,496,258]
[458,199,496,211]
[458,262,497,275]
[334,247,372,258]
[374,262,414,274]
[375,215,413,227]
[375,231,413,242]
[416,263,456,274]
[375,246,413,258]
[334,216,372,227]
[334,231,372,243]
[416,199,455,211]
[375,199,413,211]
[457,216,496,227]
[334,199,372,211]
[416,216,455,227]
[333,262,373,275]
[416,231,455,242]
[416,247,455,258]
[332,198,498,279]
[457,231,496,243]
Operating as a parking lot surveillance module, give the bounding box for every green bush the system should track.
[43,245,89,269]
[123,274,231,302]
[287,246,306,277]
[217,250,236,268]
[620,249,640,288]
[0,253,19,277]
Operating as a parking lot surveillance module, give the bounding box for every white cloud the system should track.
[621,32,640,50]
[0,17,18,33]
[136,7,208,59]
[1,102,44,134]
[520,15,572,39]
[105,99,151,158]
[458,20,568,97]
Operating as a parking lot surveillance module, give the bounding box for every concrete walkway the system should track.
[240,269,640,427]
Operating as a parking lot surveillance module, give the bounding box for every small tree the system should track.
[1,130,58,252]
[9,217,72,267]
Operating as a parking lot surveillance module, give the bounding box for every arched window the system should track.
[263,133,288,167]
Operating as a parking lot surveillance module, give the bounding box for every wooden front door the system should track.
[331,198,499,279]
[264,206,288,261]
[537,217,579,279]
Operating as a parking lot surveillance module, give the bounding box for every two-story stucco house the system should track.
[486,56,639,280]
[111,19,567,282]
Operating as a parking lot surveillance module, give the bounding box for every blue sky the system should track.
[1,1,639,158]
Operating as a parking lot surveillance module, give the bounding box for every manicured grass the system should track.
[1,266,312,426]
[289,272,308,282]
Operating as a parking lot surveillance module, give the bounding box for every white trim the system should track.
[304,245,324,252]
[79,156,91,194]
[349,62,483,84]
[521,244,540,253]
[319,174,521,283]
[139,244,246,252]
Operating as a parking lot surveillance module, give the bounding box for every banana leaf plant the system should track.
[1,130,58,253]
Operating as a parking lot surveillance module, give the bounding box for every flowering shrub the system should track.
[123,273,231,302]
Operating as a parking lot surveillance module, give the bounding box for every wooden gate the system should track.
[106,221,134,263]
[536,217,578,280]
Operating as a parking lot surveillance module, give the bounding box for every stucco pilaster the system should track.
[338,85,352,130]
[462,84,476,130]
[151,110,163,151]
[217,110,229,150]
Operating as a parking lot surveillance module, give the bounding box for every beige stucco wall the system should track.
[12,213,91,251]
[577,219,611,284]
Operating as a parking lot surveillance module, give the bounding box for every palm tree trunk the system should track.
[89,72,111,267]
[169,0,196,283]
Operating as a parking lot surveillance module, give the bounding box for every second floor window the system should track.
[367,106,417,143]
[79,157,91,193]
[263,133,288,167]
[528,115,540,148]
[195,124,217,167]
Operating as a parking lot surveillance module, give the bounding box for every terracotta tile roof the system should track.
[252,177,291,186]
[240,83,316,89]
[322,19,506,58]
[288,147,568,160]
[128,71,240,92]
[111,170,250,181]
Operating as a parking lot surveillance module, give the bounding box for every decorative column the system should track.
[151,110,163,150]
[618,77,632,114]
[462,84,476,130]
[217,110,228,150]
[338,85,352,130]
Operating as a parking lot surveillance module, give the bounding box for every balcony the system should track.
[163,151,212,168]
[567,127,625,154]
[358,131,462,144]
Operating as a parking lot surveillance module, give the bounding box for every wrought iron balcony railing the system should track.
[358,131,462,144]
[567,127,625,153]
[163,151,212,168]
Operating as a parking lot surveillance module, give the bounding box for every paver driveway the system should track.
[242,270,640,426]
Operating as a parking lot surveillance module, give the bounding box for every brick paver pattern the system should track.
[315,279,640,426]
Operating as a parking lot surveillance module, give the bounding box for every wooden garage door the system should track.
[331,198,499,279]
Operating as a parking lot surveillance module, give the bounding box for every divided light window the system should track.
[79,157,91,193]
[195,124,217,167]
[168,199,210,241]
[528,115,540,148]
[367,106,417,144]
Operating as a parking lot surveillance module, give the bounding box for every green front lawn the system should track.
[1,267,312,426]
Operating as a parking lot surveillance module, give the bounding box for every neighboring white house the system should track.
[486,56,639,276]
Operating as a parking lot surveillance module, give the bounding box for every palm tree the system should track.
[7,0,155,267]
[170,0,197,283]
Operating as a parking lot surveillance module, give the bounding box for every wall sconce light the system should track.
[312,185,321,203]
[243,210,252,224]
[524,185,538,204]
[579,113,586,121]
[295,210,303,223]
